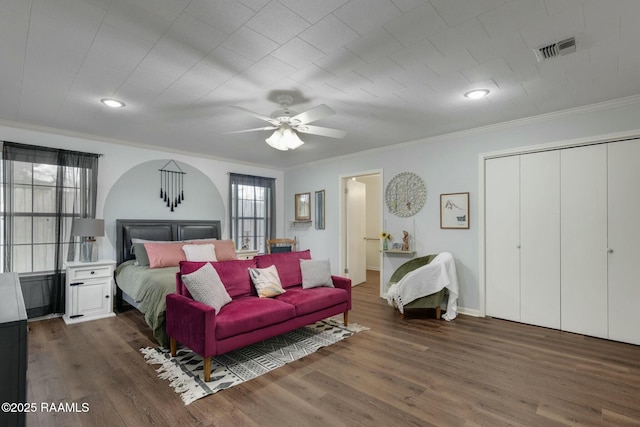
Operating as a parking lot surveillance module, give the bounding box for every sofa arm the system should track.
[331,275,352,311]
[166,293,218,358]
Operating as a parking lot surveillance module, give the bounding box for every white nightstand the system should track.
[63,260,116,325]
[236,249,259,260]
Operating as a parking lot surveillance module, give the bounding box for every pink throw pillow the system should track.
[145,242,186,268]
[188,239,238,261]
[213,240,238,261]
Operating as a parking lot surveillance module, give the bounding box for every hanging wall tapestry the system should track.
[159,160,186,211]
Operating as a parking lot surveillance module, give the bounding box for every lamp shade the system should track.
[266,128,288,151]
[281,127,304,150]
[71,218,104,237]
[265,125,304,151]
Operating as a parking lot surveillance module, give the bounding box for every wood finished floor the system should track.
[26,270,640,427]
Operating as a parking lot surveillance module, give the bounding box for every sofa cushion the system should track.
[181,263,231,312]
[274,287,347,316]
[300,258,334,289]
[249,265,286,298]
[180,259,256,299]
[216,297,296,340]
[255,250,312,288]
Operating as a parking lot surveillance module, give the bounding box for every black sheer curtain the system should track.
[2,141,99,318]
[229,173,276,253]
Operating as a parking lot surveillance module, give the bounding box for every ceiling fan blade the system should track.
[290,104,335,124]
[229,105,277,124]
[296,124,346,139]
[223,126,279,134]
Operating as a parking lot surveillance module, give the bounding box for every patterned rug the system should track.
[140,317,368,405]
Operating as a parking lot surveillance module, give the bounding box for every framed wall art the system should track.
[294,192,311,221]
[315,190,325,229]
[440,192,469,229]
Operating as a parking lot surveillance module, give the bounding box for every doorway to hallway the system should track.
[339,170,383,295]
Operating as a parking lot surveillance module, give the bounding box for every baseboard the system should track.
[457,307,481,317]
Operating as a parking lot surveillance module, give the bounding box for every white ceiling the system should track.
[2,0,640,168]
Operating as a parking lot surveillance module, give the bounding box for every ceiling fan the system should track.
[225,95,346,151]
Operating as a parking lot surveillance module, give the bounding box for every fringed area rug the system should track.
[140,317,368,405]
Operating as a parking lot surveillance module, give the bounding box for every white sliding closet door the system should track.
[608,140,640,344]
[520,151,561,329]
[560,144,608,338]
[485,156,520,321]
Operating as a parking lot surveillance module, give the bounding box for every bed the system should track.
[114,219,221,346]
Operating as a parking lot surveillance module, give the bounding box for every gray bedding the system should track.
[115,260,178,347]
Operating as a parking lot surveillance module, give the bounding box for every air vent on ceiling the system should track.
[534,37,577,62]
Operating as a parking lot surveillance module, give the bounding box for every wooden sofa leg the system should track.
[436,306,441,320]
[343,311,349,326]
[170,337,177,357]
[203,357,211,382]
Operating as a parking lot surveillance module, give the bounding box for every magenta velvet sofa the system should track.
[165,250,352,382]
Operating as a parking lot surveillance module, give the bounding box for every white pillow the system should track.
[249,265,286,298]
[300,259,334,289]
[182,244,217,261]
[181,263,231,312]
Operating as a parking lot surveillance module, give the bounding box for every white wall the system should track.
[283,96,640,315]
[0,122,285,261]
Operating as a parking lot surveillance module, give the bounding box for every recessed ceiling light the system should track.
[101,98,125,108]
[464,89,490,99]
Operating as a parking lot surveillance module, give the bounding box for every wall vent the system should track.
[534,37,577,62]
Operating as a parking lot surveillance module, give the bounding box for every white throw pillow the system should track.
[181,263,231,312]
[249,265,286,298]
[300,259,334,289]
[182,243,217,262]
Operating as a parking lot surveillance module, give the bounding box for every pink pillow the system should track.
[144,242,186,268]
[188,239,238,261]
[213,240,238,261]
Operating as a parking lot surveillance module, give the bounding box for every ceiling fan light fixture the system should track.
[265,126,304,151]
[464,89,490,99]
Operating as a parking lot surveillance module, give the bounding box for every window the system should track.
[1,162,85,273]
[229,173,275,254]
[2,141,99,317]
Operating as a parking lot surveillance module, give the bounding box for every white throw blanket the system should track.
[386,252,459,321]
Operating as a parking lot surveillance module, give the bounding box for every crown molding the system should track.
[0,118,278,170]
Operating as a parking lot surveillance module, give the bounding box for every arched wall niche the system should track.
[103,159,225,250]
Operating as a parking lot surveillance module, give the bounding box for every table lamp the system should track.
[71,218,104,262]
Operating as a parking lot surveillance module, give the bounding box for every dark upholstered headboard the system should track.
[115,219,222,264]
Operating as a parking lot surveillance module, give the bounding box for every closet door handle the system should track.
[607,248,614,253]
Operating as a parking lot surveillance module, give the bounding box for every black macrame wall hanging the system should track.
[159,160,186,212]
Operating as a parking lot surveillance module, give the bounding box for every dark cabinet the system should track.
[0,273,27,427]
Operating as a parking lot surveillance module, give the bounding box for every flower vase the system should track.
[383,239,388,251]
